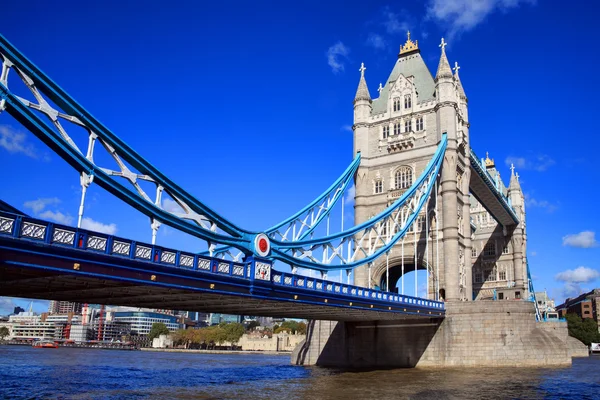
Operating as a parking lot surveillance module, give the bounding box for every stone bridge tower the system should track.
[352,33,527,302]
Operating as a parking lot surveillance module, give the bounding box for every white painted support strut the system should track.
[401,238,405,295]
[386,252,390,293]
[414,217,418,297]
[77,173,94,229]
[426,199,429,299]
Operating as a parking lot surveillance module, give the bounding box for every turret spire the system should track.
[509,163,522,191]
[454,61,467,100]
[354,62,371,104]
[436,38,453,80]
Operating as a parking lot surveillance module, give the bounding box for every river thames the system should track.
[1,346,599,399]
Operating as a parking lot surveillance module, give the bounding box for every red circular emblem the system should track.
[258,237,268,253]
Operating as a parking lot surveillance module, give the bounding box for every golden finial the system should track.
[399,31,419,56]
[484,152,495,168]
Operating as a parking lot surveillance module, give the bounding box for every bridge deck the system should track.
[0,212,444,321]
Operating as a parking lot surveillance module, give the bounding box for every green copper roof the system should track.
[371,52,436,114]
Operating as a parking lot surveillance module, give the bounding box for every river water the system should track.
[1,346,599,399]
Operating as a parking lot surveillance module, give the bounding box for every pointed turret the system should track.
[435,38,453,81]
[354,62,371,103]
[353,63,372,157]
[508,163,522,193]
[453,61,467,101]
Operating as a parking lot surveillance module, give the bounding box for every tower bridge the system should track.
[0,32,583,368]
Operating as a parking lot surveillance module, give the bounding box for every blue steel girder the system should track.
[468,149,519,227]
[0,210,445,320]
[206,153,361,261]
[0,34,256,251]
[268,134,447,270]
[0,32,447,273]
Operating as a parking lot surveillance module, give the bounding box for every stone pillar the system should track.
[441,145,459,301]
[512,230,525,295]
[462,168,472,300]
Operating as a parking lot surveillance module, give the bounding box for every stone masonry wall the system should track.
[292,301,582,368]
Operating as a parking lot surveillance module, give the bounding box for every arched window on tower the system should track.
[393,98,401,112]
[395,166,413,189]
[393,122,401,135]
[404,94,412,109]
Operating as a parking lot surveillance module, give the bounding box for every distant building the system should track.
[257,316,274,328]
[209,314,241,325]
[91,319,131,341]
[238,332,304,352]
[152,334,173,348]
[12,306,25,315]
[556,289,600,332]
[11,322,57,340]
[535,291,556,318]
[69,325,92,342]
[111,310,181,336]
[9,311,39,325]
[48,301,82,315]
[185,312,210,326]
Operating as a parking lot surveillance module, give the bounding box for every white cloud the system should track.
[162,198,184,214]
[553,282,586,302]
[81,217,117,235]
[340,125,353,133]
[0,297,17,315]
[555,266,600,284]
[23,197,61,214]
[426,0,535,38]
[344,184,356,206]
[0,124,41,159]
[39,210,74,225]
[530,251,537,256]
[366,33,386,50]
[326,42,350,74]
[524,193,558,213]
[505,155,555,172]
[382,8,410,34]
[562,231,598,248]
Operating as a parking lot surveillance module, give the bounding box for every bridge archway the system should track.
[371,256,436,299]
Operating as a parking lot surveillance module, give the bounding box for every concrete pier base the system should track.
[292,301,586,368]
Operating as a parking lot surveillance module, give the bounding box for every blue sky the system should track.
[1,0,599,314]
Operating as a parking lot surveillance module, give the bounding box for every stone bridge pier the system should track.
[292,301,587,368]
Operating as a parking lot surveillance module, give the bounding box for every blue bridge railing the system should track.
[0,210,445,313]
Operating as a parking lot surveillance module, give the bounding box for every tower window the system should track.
[499,270,507,280]
[416,117,424,131]
[404,94,412,109]
[404,119,411,133]
[374,179,383,194]
[416,215,425,232]
[502,244,509,254]
[394,122,401,135]
[393,98,401,112]
[382,125,390,139]
[472,247,477,258]
[484,242,496,257]
[474,272,483,283]
[395,166,413,189]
